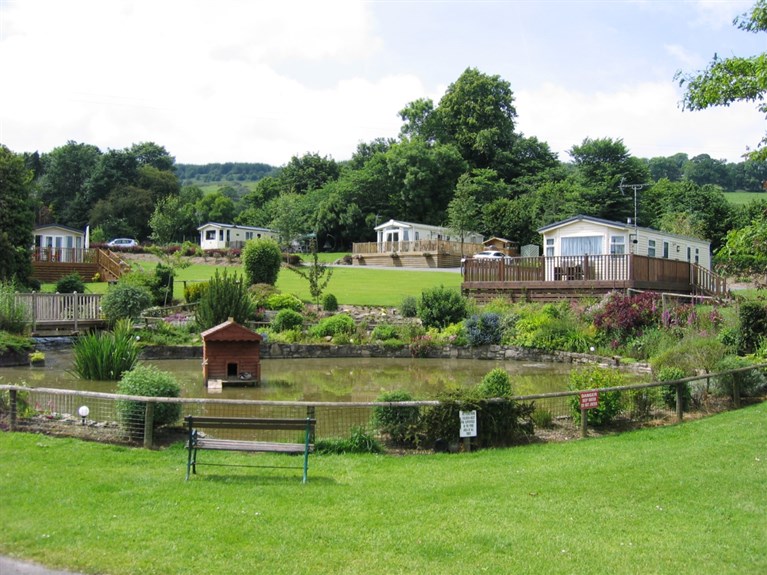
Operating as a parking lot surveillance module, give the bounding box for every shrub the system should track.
[153,263,174,306]
[418,285,467,329]
[248,283,280,308]
[421,388,534,448]
[265,292,304,312]
[713,355,767,399]
[371,323,399,342]
[399,295,418,318]
[116,364,182,437]
[372,390,422,447]
[322,293,339,312]
[465,313,503,346]
[531,408,553,429]
[183,281,209,304]
[101,283,152,325]
[476,368,512,398]
[657,366,691,411]
[272,309,304,332]
[0,280,29,334]
[315,426,384,454]
[567,366,624,426]
[55,272,85,294]
[737,301,767,355]
[242,238,282,285]
[195,269,254,330]
[650,333,727,376]
[72,319,139,380]
[592,291,661,337]
[309,313,355,338]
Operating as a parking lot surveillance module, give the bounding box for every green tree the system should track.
[447,181,480,255]
[0,145,35,284]
[268,193,308,249]
[676,0,767,160]
[149,195,188,245]
[195,190,236,224]
[287,239,334,307]
[195,269,254,330]
[280,153,341,194]
[715,216,767,285]
[242,238,282,286]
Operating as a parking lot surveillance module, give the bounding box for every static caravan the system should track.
[198,222,277,251]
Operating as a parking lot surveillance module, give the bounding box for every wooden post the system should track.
[580,408,588,438]
[9,389,17,432]
[675,383,684,422]
[143,402,155,449]
[733,379,741,409]
[73,292,79,332]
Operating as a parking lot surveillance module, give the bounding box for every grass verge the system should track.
[1,403,766,575]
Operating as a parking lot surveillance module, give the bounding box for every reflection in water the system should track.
[0,350,575,402]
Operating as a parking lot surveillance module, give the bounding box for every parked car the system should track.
[106,238,138,249]
[461,250,512,265]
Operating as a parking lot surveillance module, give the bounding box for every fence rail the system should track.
[2,364,763,449]
[15,292,104,331]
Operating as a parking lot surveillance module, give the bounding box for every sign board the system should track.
[580,390,599,410]
[459,410,477,438]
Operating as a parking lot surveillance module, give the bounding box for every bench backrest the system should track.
[185,415,316,433]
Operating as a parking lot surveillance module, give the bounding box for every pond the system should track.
[0,350,577,402]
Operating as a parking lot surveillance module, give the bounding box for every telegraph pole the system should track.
[618,179,649,252]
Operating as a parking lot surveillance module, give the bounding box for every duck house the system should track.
[201,319,262,387]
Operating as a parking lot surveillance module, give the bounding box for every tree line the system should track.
[1,1,765,285]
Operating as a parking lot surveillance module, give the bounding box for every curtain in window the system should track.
[561,236,602,256]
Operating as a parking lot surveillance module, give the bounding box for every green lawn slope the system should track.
[1,402,765,575]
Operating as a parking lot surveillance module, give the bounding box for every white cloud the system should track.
[516,81,763,162]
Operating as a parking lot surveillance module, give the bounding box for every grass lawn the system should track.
[71,257,462,307]
[1,403,765,575]
[723,191,767,206]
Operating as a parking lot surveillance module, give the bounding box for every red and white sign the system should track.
[580,390,599,410]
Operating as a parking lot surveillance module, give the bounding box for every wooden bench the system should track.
[185,415,316,483]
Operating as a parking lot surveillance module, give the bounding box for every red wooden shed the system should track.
[201,318,262,387]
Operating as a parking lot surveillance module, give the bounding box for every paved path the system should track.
[0,556,84,575]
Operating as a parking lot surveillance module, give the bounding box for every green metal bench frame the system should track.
[185,415,316,483]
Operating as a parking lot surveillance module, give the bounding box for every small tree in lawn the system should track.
[242,238,282,286]
[288,238,334,308]
[195,269,254,330]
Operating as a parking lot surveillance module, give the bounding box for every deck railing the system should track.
[15,293,103,331]
[32,247,94,264]
[353,240,484,257]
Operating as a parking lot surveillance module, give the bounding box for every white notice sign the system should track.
[459,410,477,438]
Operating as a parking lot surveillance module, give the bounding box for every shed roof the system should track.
[201,319,263,342]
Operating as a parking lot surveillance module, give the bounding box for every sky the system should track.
[0,0,764,167]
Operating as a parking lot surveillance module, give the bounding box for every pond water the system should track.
[0,350,578,402]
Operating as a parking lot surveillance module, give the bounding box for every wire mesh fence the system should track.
[1,365,765,450]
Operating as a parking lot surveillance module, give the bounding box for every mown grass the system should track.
[723,191,767,206]
[63,259,461,307]
[1,403,765,575]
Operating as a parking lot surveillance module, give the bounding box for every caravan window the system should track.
[545,238,554,257]
[205,230,215,240]
[610,235,625,255]
[648,239,656,257]
[561,236,602,256]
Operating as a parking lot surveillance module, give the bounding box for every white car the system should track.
[106,238,138,249]
[473,250,506,259]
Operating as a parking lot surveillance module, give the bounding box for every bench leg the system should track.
[186,447,197,480]
[302,448,309,484]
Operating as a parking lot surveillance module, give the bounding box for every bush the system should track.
[465,313,503,346]
[309,313,355,338]
[657,366,691,411]
[265,292,304,312]
[371,323,400,342]
[248,283,280,308]
[531,408,553,429]
[315,426,384,454]
[153,263,174,306]
[737,301,767,355]
[55,272,85,294]
[101,283,152,325]
[372,390,422,447]
[592,291,661,337]
[0,280,29,334]
[418,285,467,329]
[322,293,338,312]
[272,309,304,332]
[242,238,282,286]
[183,281,209,304]
[713,356,767,399]
[399,296,418,318]
[650,333,727,376]
[567,366,624,426]
[477,368,512,398]
[195,269,254,330]
[72,319,139,380]
[116,365,182,437]
[421,388,534,448]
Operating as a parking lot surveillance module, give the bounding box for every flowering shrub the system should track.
[465,313,503,346]
[592,292,661,337]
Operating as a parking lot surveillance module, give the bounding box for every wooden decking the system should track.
[461,254,728,303]
[30,248,130,283]
[352,239,482,268]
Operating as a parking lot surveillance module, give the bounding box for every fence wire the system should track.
[1,366,764,450]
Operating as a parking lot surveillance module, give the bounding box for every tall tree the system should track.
[447,183,480,255]
[676,0,767,160]
[0,145,35,283]
[279,153,341,194]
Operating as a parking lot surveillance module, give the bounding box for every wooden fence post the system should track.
[580,408,588,438]
[9,389,17,432]
[733,380,741,409]
[675,383,684,422]
[143,402,155,449]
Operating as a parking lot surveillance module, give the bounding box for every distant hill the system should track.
[176,162,279,184]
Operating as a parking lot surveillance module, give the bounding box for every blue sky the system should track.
[0,0,763,166]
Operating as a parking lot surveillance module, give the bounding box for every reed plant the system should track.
[72,319,139,380]
[0,280,29,334]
